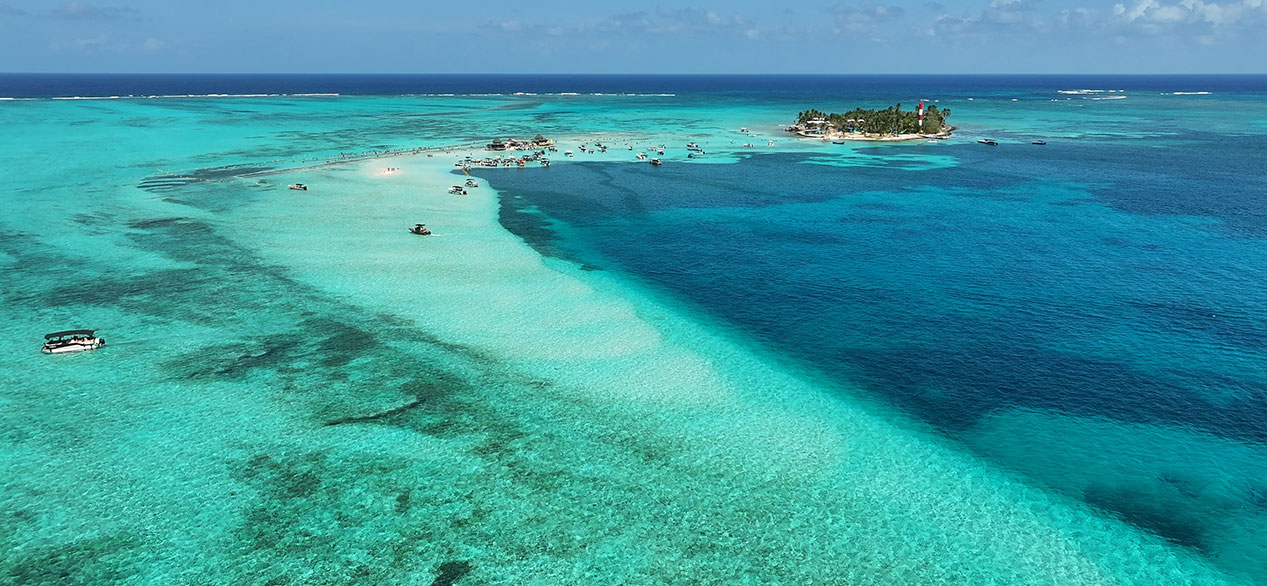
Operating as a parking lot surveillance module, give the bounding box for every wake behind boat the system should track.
[41,330,106,354]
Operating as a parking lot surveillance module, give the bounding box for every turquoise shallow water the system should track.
[2,75,1266,584]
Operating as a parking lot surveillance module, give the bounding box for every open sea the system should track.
[2,74,1267,584]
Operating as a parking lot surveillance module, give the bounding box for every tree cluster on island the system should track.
[792,103,951,136]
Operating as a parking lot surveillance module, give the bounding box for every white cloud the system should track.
[47,1,139,20]
[1058,6,1104,29]
[1110,0,1264,27]
[829,1,907,34]
[484,7,759,40]
[77,35,107,47]
[922,0,1047,37]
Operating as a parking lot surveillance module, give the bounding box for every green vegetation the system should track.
[794,103,951,135]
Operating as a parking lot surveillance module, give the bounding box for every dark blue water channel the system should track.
[475,131,1267,572]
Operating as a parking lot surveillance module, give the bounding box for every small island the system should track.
[788,103,953,142]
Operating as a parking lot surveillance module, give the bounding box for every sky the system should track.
[0,0,1263,73]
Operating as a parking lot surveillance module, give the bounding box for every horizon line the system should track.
[4,72,1267,77]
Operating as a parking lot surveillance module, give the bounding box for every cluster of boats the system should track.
[446,178,479,195]
[456,151,551,169]
[636,145,666,160]
[635,152,665,166]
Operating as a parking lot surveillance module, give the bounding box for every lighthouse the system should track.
[918,101,925,131]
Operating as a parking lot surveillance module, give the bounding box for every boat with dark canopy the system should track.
[42,330,106,354]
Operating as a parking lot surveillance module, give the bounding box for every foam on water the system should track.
[1058,89,1126,94]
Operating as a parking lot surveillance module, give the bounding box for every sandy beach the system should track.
[794,126,956,142]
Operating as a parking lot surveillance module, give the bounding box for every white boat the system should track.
[288,183,307,191]
[42,330,106,354]
[649,158,662,166]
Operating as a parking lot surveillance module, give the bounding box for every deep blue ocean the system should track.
[4,72,1266,98]
[5,73,1267,583]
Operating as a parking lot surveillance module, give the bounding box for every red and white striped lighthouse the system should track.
[918,101,925,130]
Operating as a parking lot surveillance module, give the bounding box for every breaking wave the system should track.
[20,90,676,101]
[41,93,341,100]
[1058,89,1125,95]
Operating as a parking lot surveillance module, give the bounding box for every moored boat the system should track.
[288,183,307,191]
[1032,140,1047,145]
[977,139,999,146]
[649,158,662,166]
[41,330,106,354]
